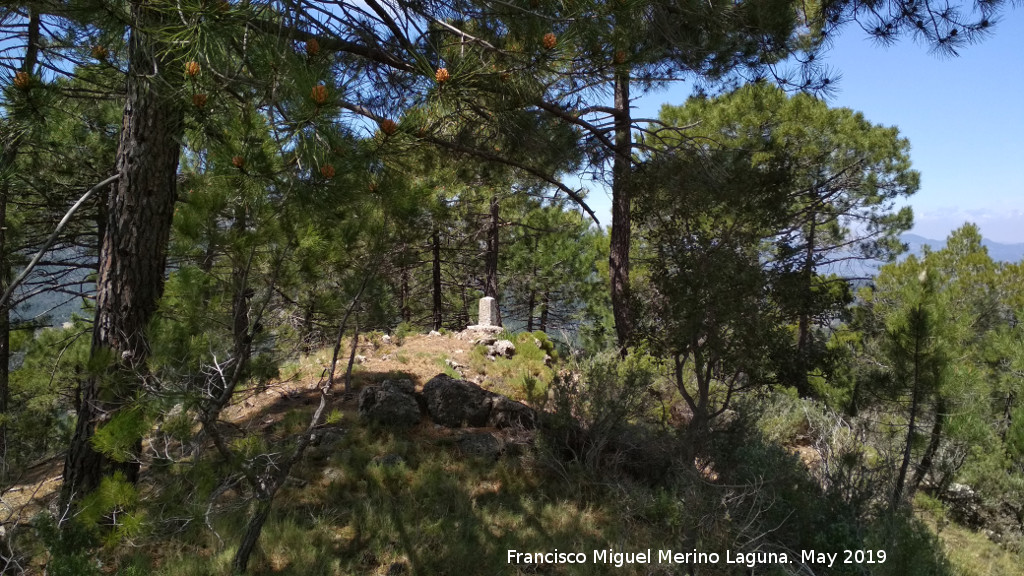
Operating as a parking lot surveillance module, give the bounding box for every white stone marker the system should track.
[478,296,499,327]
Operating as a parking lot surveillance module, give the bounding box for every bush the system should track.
[543,350,671,479]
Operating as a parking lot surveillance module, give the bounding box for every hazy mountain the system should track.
[901,233,1024,263]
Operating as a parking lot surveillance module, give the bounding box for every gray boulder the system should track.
[491,339,516,357]
[358,379,422,427]
[422,374,494,427]
[422,374,536,430]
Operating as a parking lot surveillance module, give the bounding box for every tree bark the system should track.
[527,289,536,332]
[63,1,184,501]
[233,497,273,573]
[892,315,923,510]
[609,68,633,350]
[0,8,40,479]
[539,291,550,333]
[484,192,501,324]
[400,266,411,322]
[431,227,442,330]
[911,396,946,494]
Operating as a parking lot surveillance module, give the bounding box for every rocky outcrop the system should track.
[422,374,535,430]
[358,379,422,427]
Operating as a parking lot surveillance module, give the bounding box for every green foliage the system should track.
[6,323,91,470]
[32,513,101,576]
[92,404,153,463]
[545,349,665,470]
[77,472,148,547]
[393,321,415,346]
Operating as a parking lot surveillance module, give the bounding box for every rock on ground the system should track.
[358,379,422,427]
[422,374,494,427]
[422,373,535,429]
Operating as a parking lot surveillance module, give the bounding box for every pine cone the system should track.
[13,71,30,90]
[306,38,320,56]
[186,61,201,77]
[543,33,557,50]
[232,156,245,169]
[435,67,450,84]
[321,164,336,179]
[381,119,398,136]
[193,93,208,108]
[311,84,328,104]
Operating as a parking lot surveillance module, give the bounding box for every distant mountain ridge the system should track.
[901,233,1024,263]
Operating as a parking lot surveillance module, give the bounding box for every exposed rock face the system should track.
[358,379,422,427]
[422,374,535,430]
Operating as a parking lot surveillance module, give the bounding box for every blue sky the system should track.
[587,12,1024,243]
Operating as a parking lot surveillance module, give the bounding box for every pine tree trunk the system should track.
[893,318,923,509]
[609,69,632,350]
[400,267,411,323]
[539,291,550,333]
[0,176,10,478]
[911,396,946,494]
[796,216,816,395]
[0,8,40,479]
[233,497,273,573]
[484,192,501,324]
[431,227,442,330]
[63,2,183,501]
[527,290,536,332]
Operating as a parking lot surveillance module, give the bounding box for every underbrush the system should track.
[12,350,977,576]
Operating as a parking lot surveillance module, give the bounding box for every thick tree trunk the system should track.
[484,192,501,324]
[609,69,632,350]
[431,227,442,330]
[63,2,183,501]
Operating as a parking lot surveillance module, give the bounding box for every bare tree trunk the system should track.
[431,227,442,330]
[539,291,550,333]
[400,266,411,323]
[344,327,360,393]
[484,192,501,324]
[526,289,536,332]
[233,498,273,573]
[609,68,632,350]
[0,8,40,479]
[63,2,183,501]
